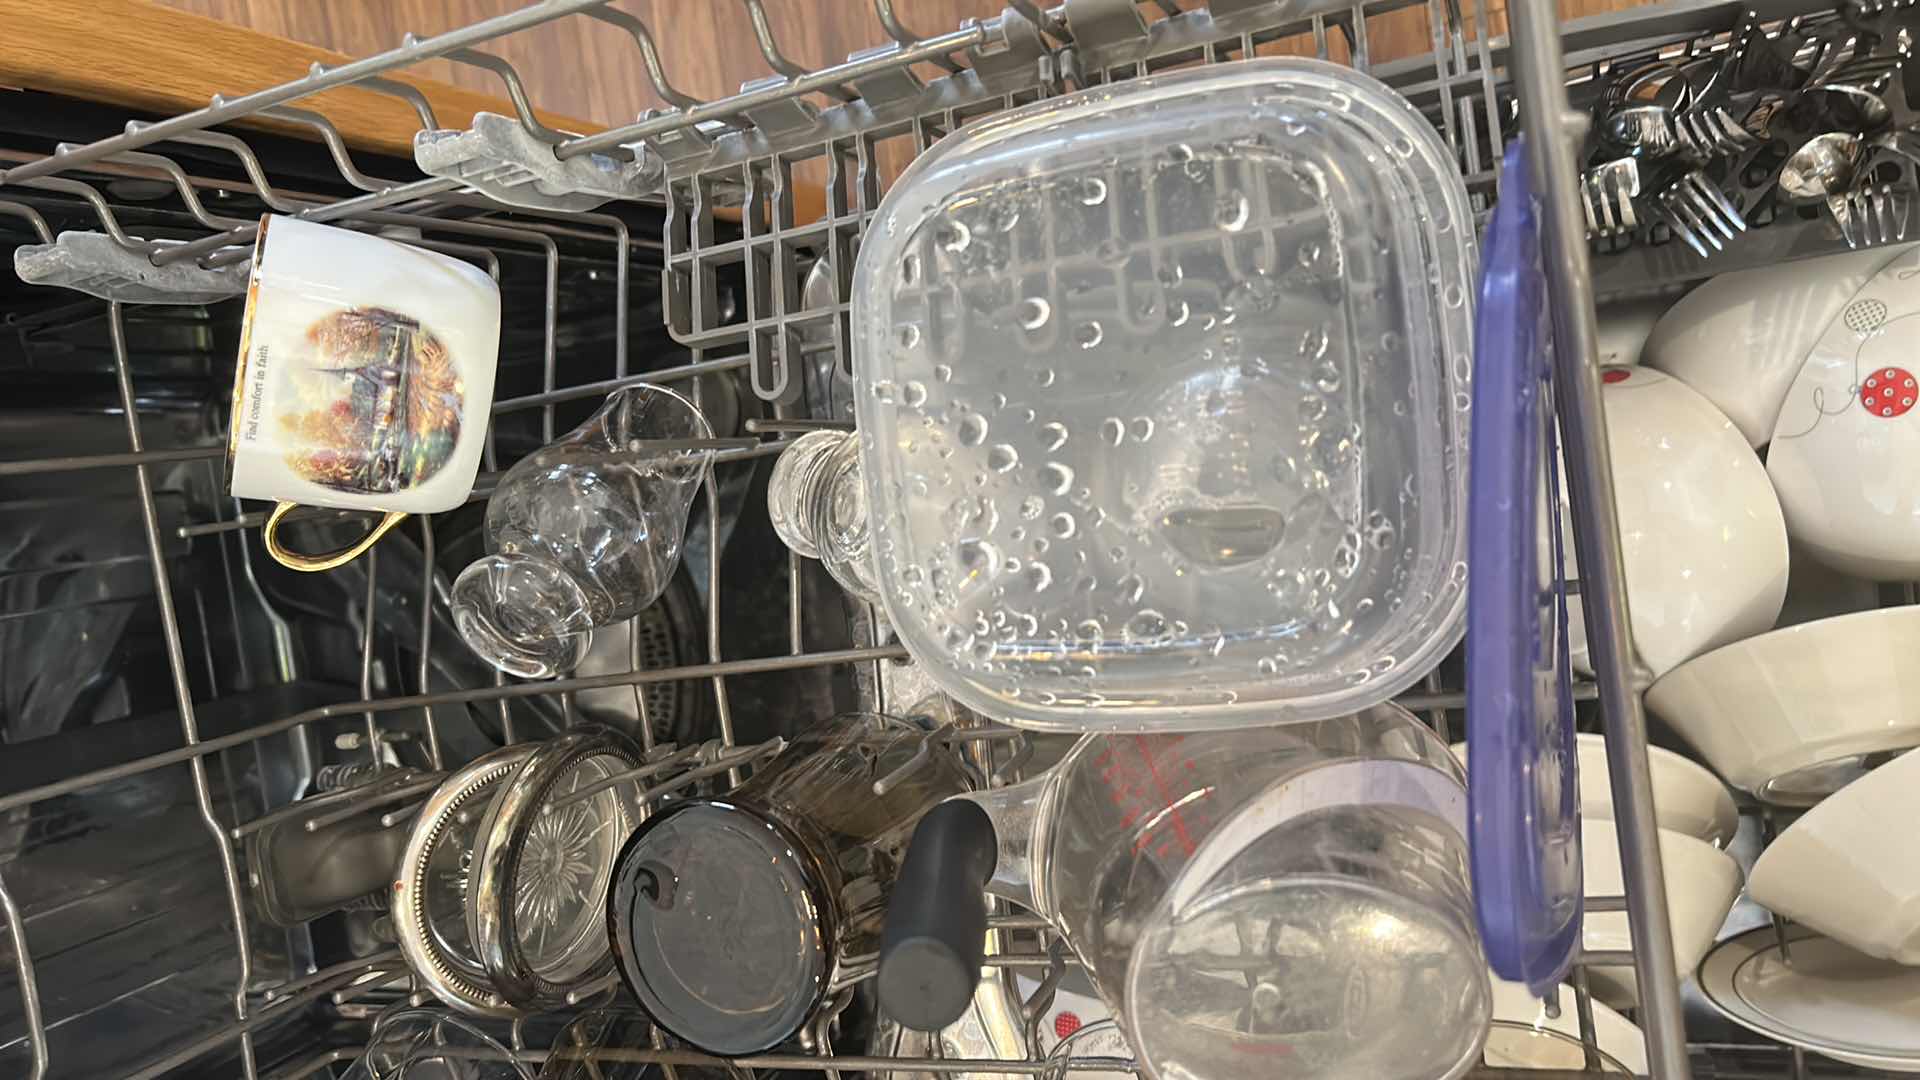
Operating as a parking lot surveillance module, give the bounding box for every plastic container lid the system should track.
[852,58,1476,731]
[1464,138,1582,996]
[606,800,831,1055]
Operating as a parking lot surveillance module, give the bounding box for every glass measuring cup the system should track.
[876,704,1488,1080]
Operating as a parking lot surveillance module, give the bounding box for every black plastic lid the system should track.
[607,800,831,1055]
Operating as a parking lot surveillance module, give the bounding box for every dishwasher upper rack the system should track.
[0,1,1875,1079]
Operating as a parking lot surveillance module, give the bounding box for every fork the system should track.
[1674,106,1763,157]
[1581,158,1641,237]
[1827,184,1911,248]
[1658,170,1748,256]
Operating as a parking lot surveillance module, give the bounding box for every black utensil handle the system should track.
[876,798,999,1032]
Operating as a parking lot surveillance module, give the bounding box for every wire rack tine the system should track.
[873,0,965,71]
[108,301,262,1079]
[741,0,859,100]
[581,7,707,111]
[1508,7,1694,1078]
[0,866,49,1080]
[444,48,576,145]
[0,0,614,185]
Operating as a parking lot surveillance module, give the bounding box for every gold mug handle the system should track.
[263,502,409,572]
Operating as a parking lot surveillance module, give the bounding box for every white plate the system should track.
[1580,819,1742,1009]
[1489,978,1648,1075]
[1646,607,1920,804]
[1643,243,1911,447]
[1698,925,1920,1072]
[1556,366,1787,680]
[1452,734,1736,847]
[1750,748,1920,964]
[1768,245,1920,579]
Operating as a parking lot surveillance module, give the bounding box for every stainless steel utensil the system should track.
[1582,158,1642,236]
[1658,170,1749,256]
[1828,183,1911,247]
[1779,130,1868,199]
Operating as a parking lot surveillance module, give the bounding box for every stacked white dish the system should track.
[1626,245,1920,1072]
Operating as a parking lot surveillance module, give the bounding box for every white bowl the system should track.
[1767,244,1920,579]
[1750,748,1920,963]
[1580,819,1742,1009]
[1646,607,1920,804]
[1555,366,1788,680]
[1595,295,1680,368]
[1452,734,1736,847]
[1774,541,1883,630]
[1489,977,1648,1075]
[1643,243,1912,447]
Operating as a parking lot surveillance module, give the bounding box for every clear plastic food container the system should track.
[852,58,1475,731]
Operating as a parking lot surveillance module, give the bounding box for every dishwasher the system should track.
[0,1,1908,1078]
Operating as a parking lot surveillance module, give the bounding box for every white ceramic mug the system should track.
[228,215,500,570]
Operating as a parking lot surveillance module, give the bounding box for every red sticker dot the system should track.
[1862,366,1918,418]
[1601,367,1631,385]
[1055,1012,1083,1039]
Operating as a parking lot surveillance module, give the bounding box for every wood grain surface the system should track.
[0,0,606,160]
[153,0,1642,132]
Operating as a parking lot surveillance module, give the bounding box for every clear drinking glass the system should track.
[765,429,882,604]
[607,713,970,1055]
[878,704,1489,1080]
[345,1006,532,1080]
[451,384,713,678]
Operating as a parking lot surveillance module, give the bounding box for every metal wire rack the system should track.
[0,1,1901,1078]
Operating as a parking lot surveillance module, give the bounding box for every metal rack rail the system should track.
[0,2,1893,1079]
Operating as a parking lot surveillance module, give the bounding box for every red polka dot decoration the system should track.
[1860,367,1917,418]
[1601,367,1632,385]
[1054,1011,1083,1039]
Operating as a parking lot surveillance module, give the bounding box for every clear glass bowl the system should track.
[851,58,1475,731]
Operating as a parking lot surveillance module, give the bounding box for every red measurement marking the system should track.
[1134,736,1197,857]
[1054,1012,1082,1039]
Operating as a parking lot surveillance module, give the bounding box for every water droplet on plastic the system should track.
[1017,495,1046,522]
[1079,176,1108,205]
[1313,362,1342,393]
[1329,90,1353,111]
[902,380,929,408]
[1096,237,1128,265]
[1036,367,1057,388]
[1049,512,1078,539]
[1039,422,1068,452]
[1025,562,1053,592]
[1101,417,1124,445]
[1215,192,1250,232]
[1300,324,1330,359]
[1282,116,1308,137]
[1443,283,1466,308]
[1168,299,1191,327]
[1256,656,1279,675]
[988,444,1019,472]
[957,412,988,447]
[938,220,972,253]
[1301,394,1328,422]
[1040,462,1074,495]
[933,363,953,383]
[1114,572,1145,605]
[1298,241,1325,270]
[1129,417,1155,442]
[1075,321,1104,349]
[956,538,1000,578]
[1223,276,1278,319]
[897,324,921,349]
[900,253,920,286]
[1159,506,1287,568]
[1124,609,1170,642]
[1018,296,1051,330]
[1076,618,1104,639]
[870,379,897,403]
[1166,143,1195,166]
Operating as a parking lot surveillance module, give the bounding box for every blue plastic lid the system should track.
[1465,137,1582,996]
